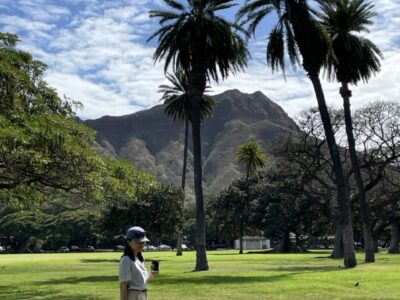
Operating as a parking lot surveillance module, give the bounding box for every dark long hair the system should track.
[121,240,144,262]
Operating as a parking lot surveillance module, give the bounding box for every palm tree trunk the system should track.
[309,75,357,268]
[341,82,375,262]
[189,69,208,271]
[176,120,189,257]
[182,120,189,190]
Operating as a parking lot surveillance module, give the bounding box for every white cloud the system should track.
[0,0,399,120]
[0,15,55,31]
[45,72,143,119]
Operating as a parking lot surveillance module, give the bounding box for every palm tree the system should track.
[318,0,382,263]
[237,0,357,267]
[158,70,214,256]
[149,0,248,271]
[237,141,268,180]
[236,140,268,254]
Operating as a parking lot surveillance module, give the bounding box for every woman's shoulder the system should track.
[120,255,133,264]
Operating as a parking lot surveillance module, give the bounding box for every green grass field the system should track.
[0,250,399,299]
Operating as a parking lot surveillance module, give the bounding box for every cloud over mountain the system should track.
[1,0,399,119]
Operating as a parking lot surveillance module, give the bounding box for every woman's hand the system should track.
[149,271,159,280]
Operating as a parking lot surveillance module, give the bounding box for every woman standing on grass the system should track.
[119,226,158,300]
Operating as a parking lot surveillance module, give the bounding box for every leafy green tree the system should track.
[253,165,322,253]
[149,0,248,271]
[0,32,101,198]
[101,184,184,245]
[319,0,382,263]
[100,158,157,204]
[159,70,214,256]
[0,210,52,252]
[237,0,357,267]
[48,210,100,249]
[207,176,260,253]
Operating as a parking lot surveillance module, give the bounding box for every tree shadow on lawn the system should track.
[246,250,333,256]
[80,258,168,264]
[0,285,109,300]
[40,275,117,285]
[80,259,120,264]
[208,253,244,255]
[265,265,345,272]
[156,273,299,285]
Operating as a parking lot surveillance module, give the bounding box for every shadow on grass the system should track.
[246,250,333,255]
[207,252,243,255]
[40,275,117,285]
[80,259,120,264]
[0,285,109,300]
[265,265,343,272]
[80,258,167,264]
[155,273,298,285]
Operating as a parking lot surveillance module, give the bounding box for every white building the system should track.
[234,236,270,250]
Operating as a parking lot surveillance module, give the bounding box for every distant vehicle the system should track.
[113,245,125,252]
[70,246,81,252]
[57,246,69,253]
[181,244,190,251]
[144,245,157,251]
[84,246,95,252]
[0,246,5,253]
[157,244,172,251]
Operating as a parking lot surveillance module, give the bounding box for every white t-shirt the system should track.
[119,255,149,290]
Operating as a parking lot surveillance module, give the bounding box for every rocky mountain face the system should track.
[85,89,297,195]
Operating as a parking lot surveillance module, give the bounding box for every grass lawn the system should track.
[0,249,399,299]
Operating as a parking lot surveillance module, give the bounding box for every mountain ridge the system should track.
[85,89,297,195]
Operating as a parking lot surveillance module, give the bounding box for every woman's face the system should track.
[128,240,145,253]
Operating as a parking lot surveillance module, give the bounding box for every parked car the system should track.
[57,246,69,253]
[144,245,157,251]
[113,245,124,252]
[157,244,172,251]
[70,245,81,252]
[84,246,95,252]
[181,244,191,251]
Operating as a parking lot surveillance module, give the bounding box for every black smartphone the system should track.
[151,260,159,272]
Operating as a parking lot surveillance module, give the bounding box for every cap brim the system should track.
[125,236,150,243]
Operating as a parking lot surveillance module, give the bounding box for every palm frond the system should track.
[319,0,382,84]
[163,0,185,10]
[266,24,285,73]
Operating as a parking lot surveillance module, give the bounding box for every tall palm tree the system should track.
[237,141,268,180]
[318,0,382,263]
[237,0,357,267]
[236,140,268,254]
[149,0,248,271]
[158,70,214,256]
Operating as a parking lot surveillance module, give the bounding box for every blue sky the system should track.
[0,0,399,119]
